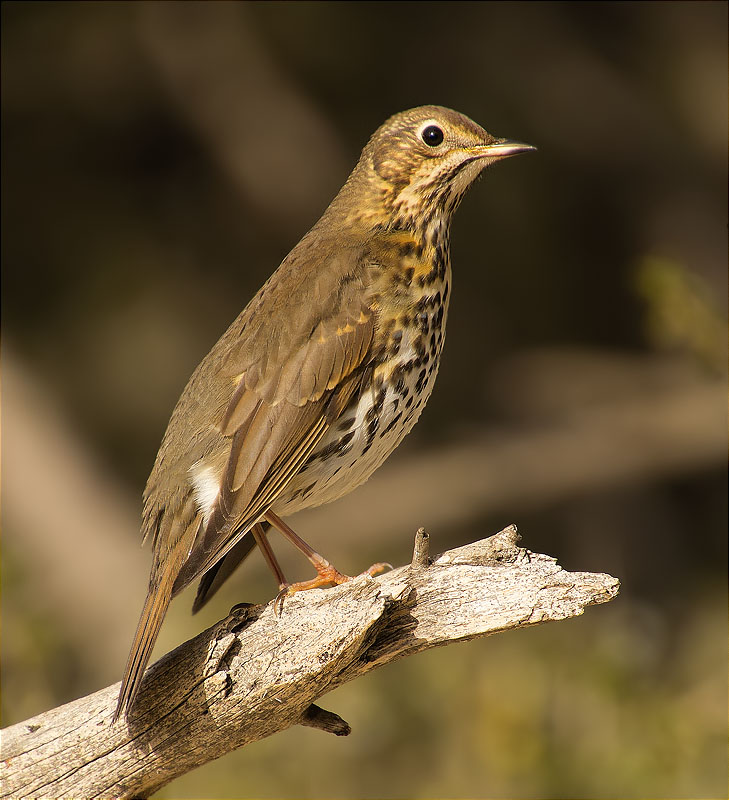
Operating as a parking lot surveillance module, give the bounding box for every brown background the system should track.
[2,2,727,797]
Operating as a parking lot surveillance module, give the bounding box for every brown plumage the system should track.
[114,105,534,721]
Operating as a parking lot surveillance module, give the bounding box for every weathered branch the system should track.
[1,527,619,800]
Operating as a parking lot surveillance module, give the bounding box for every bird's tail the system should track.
[113,576,173,723]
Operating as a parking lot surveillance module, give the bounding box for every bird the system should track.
[114,105,534,721]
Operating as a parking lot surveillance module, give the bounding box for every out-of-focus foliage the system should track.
[635,255,726,372]
[2,2,726,798]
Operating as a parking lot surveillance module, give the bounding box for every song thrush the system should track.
[114,105,534,721]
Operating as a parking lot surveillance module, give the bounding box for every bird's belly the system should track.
[275,320,446,515]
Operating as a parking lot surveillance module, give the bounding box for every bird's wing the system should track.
[163,242,377,595]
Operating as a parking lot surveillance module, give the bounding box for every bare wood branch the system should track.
[1,527,619,800]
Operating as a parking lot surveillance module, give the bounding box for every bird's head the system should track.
[342,105,534,232]
[315,105,534,244]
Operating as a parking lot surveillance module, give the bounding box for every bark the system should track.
[1,527,619,800]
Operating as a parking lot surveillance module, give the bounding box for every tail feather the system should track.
[113,578,173,723]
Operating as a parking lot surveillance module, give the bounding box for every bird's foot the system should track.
[274,561,392,614]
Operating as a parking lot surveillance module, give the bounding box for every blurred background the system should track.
[2,2,727,797]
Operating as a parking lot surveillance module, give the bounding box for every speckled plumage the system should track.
[115,105,534,721]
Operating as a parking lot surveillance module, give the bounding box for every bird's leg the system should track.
[263,509,350,588]
[263,510,390,605]
[250,522,288,591]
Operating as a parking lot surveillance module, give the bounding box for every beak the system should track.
[474,139,537,160]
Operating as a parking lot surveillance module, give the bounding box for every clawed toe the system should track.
[364,562,392,578]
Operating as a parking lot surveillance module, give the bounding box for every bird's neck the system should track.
[317,162,458,255]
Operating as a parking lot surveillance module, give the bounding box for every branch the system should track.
[1,527,619,800]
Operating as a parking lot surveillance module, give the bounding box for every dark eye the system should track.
[421,125,444,147]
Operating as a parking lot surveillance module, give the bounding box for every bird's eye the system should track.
[421,125,444,147]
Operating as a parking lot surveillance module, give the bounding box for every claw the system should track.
[274,585,290,617]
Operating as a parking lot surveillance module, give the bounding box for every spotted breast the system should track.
[275,222,450,516]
